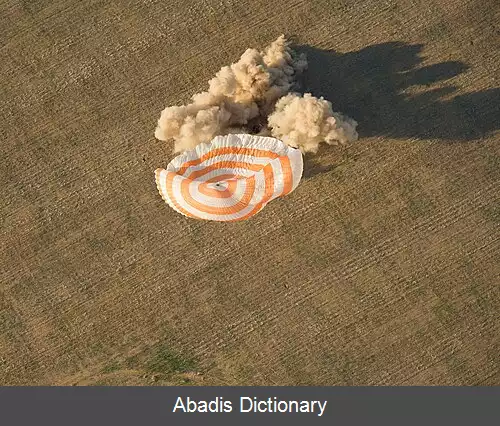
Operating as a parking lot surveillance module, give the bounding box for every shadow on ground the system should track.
[301,143,353,180]
[295,41,499,142]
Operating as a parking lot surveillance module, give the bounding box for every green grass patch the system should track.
[432,300,458,324]
[485,152,500,179]
[101,360,121,374]
[424,21,451,42]
[481,205,500,222]
[400,179,435,219]
[146,344,197,376]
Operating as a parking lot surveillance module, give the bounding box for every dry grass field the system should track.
[1,0,499,385]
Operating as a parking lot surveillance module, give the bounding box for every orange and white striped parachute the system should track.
[155,134,303,221]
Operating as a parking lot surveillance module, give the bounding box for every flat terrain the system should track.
[1,0,499,385]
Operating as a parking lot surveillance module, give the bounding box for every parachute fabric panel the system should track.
[155,134,303,221]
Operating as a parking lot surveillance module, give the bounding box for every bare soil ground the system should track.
[1,0,499,385]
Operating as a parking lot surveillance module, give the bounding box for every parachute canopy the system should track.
[155,134,303,221]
